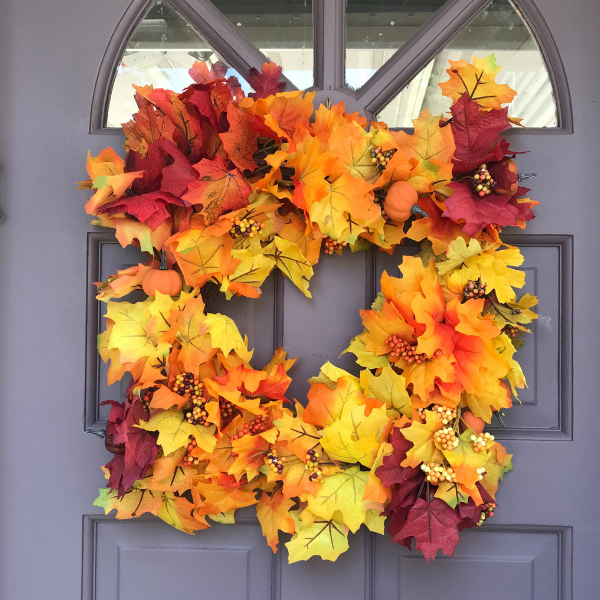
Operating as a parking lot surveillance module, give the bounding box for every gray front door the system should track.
[0,0,597,598]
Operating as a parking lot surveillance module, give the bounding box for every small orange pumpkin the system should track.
[494,159,519,196]
[142,250,182,297]
[460,409,485,435]
[383,181,419,222]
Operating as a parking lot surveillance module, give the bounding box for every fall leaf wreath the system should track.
[81,56,538,563]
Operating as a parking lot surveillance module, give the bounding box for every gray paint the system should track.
[0,0,598,598]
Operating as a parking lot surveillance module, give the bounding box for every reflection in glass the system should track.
[210,0,314,90]
[377,0,557,128]
[345,0,448,90]
[106,1,249,127]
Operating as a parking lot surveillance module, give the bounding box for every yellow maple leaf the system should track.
[400,410,444,467]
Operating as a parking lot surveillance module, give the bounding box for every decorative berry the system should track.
[304,448,323,482]
[478,501,497,525]
[462,278,487,302]
[471,163,495,196]
[230,217,265,239]
[265,450,286,475]
[503,325,519,338]
[434,428,459,451]
[471,432,494,452]
[183,435,201,467]
[219,398,237,418]
[185,394,210,426]
[421,462,457,484]
[141,388,154,411]
[370,145,396,171]
[172,372,202,399]
[324,237,348,254]
[384,335,434,364]
[433,404,457,425]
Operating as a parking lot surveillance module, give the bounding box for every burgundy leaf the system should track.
[248,62,285,99]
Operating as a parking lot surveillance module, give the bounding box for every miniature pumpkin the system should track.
[460,409,485,435]
[142,250,182,297]
[383,181,419,222]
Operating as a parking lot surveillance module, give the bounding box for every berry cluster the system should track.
[220,398,238,419]
[185,395,210,426]
[433,404,457,425]
[305,448,323,482]
[421,462,457,484]
[370,145,395,170]
[477,501,497,525]
[183,436,201,467]
[463,278,487,302]
[230,217,265,239]
[384,335,437,364]
[141,388,154,410]
[230,415,267,443]
[374,194,391,223]
[476,467,486,481]
[503,325,519,339]
[266,450,286,475]
[471,432,494,452]
[324,237,347,254]
[172,372,202,398]
[434,428,459,451]
[471,164,495,196]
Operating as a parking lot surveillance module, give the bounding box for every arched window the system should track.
[95,0,570,132]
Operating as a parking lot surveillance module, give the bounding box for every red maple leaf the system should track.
[156,139,199,196]
[450,94,511,174]
[248,61,286,99]
[102,398,159,497]
[442,181,520,236]
[99,191,186,230]
[396,498,462,562]
[182,85,220,131]
[183,155,252,223]
[189,60,228,84]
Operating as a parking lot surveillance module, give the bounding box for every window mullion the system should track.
[314,0,346,91]
[356,0,491,114]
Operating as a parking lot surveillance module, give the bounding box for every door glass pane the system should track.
[377,0,558,128]
[209,0,314,89]
[345,0,449,90]
[106,1,250,127]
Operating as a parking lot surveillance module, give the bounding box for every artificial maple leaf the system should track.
[443,181,520,237]
[248,61,286,99]
[401,410,444,468]
[480,444,513,498]
[94,488,163,519]
[183,156,252,224]
[439,55,517,110]
[462,377,512,423]
[95,260,157,300]
[262,453,323,500]
[221,250,275,298]
[228,430,270,481]
[136,409,217,455]
[286,519,349,563]
[306,466,374,533]
[320,399,390,467]
[308,173,379,242]
[262,236,314,297]
[364,366,412,417]
[158,493,209,533]
[441,428,490,489]
[274,407,322,460]
[328,123,380,183]
[264,92,315,141]
[450,94,511,174]
[220,104,259,171]
[189,60,228,84]
[256,489,295,552]
[395,498,462,562]
[406,196,469,254]
[167,226,239,288]
[194,475,258,516]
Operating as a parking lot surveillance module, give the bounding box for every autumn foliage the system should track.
[83,55,538,562]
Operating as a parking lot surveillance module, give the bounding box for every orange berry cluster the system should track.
[305,448,323,482]
[266,450,286,475]
[370,145,395,171]
[421,462,457,484]
[434,428,459,451]
[471,432,494,452]
[230,415,267,442]
[384,335,433,364]
[324,237,347,254]
[219,398,237,418]
[478,501,497,525]
[462,278,487,302]
[185,395,210,426]
[503,325,519,339]
[433,404,458,425]
[230,217,265,239]
[472,163,495,196]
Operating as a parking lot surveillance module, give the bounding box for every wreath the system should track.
[81,55,538,563]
